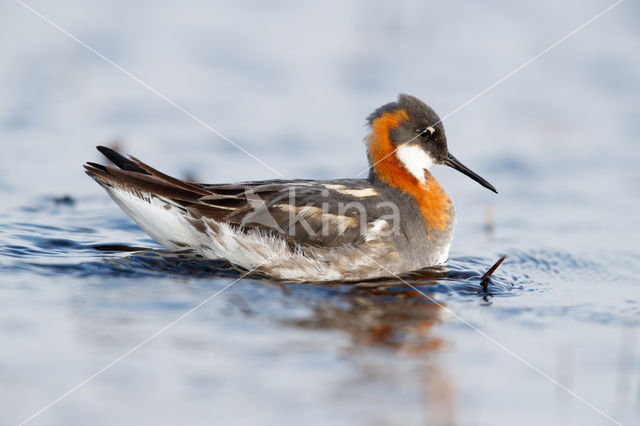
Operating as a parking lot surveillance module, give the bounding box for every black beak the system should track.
[443,153,497,193]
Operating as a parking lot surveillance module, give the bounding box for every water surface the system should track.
[1,1,640,425]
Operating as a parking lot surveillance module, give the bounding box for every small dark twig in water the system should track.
[480,254,507,293]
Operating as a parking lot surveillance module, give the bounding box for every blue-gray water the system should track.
[1,1,640,425]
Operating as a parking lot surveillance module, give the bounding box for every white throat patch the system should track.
[396,144,435,183]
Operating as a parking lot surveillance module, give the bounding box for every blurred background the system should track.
[1,1,639,425]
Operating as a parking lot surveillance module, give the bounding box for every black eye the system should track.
[418,127,434,138]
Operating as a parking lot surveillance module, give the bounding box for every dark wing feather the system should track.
[97,145,149,174]
[86,147,385,247]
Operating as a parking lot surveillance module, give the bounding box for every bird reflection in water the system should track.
[94,248,485,425]
[275,267,458,425]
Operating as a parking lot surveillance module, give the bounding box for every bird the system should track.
[84,94,497,282]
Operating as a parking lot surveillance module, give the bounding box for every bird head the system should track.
[367,94,497,193]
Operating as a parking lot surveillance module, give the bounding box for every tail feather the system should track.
[85,163,203,203]
[85,147,207,250]
[128,155,209,195]
[86,146,211,203]
[97,145,149,175]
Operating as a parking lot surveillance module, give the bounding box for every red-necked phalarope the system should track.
[85,94,497,281]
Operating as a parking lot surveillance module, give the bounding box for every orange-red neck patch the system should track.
[367,110,452,233]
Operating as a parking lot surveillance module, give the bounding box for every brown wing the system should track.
[85,146,388,247]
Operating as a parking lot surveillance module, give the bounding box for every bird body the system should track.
[85,94,496,281]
